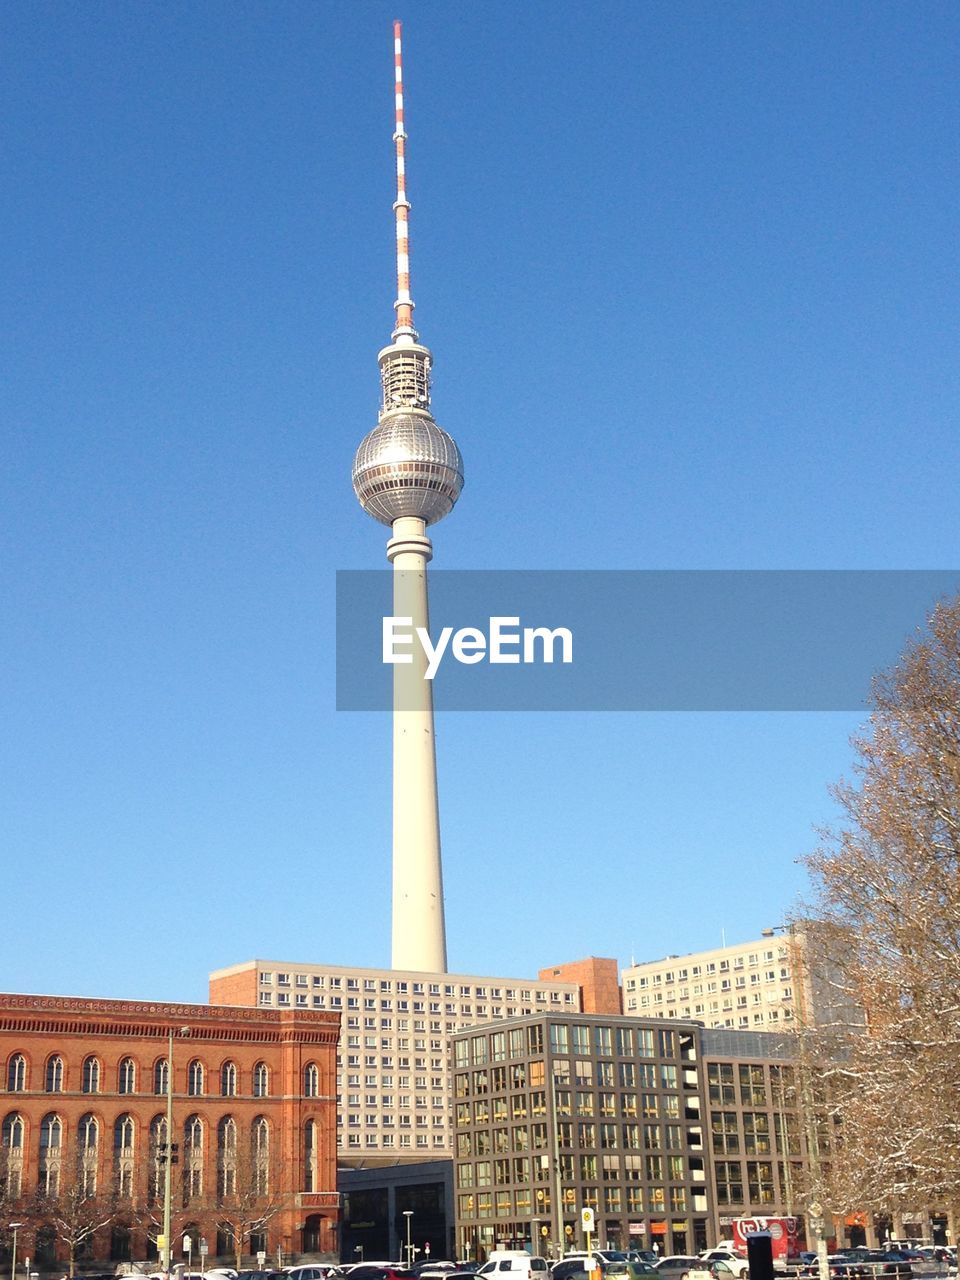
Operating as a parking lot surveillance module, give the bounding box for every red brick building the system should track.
[0,993,340,1270]
[537,956,622,1014]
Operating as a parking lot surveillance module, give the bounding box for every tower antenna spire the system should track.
[392,20,416,343]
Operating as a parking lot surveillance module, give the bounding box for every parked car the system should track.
[654,1258,714,1280]
[347,1268,414,1280]
[560,1252,647,1279]
[551,1263,591,1280]
[800,1256,869,1279]
[699,1254,748,1279]
[479,1255,550,1280]
[284,1268,342,1280]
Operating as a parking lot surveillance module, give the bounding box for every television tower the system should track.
[352,21,464,973]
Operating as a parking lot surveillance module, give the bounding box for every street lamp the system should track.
[9,1224,23,1280]
[354,1247,364,1264]
[403,1212,413,1268]
[162,1027,191,1277]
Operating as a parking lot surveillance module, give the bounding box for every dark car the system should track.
[349,1269,415,1280]
[552,1264,591,1280]
[800,1258,867,1280]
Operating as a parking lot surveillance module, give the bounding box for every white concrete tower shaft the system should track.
[388,517,446,970]
[351,22,464,973]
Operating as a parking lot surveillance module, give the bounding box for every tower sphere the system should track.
[352,411,464,527]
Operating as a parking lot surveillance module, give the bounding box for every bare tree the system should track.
[31,1164,119,1278]
[215,1126,295,1270]
[802,594,960,1225]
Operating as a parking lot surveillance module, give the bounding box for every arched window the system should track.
[188,1059,204,1097]
[303,1118,317,1193]
[251,1116,269,1195]
[40,1113,62,1150]
[220,1061,237,1097]
[2,1113,24,1149]
[303,1063,319,1098]
[6,1054,26,1092]
[252,1062,269,1098]
[153,1058,168,1095]
[114,1114,135,1198]
[114,1114,134,1152]
[44,1055,63,1093]
[38,1113,62,1197]
[78,1113,98,1151]
[217,1116,236,1198]
[81,1056,100,1094]
[1,1113,24,1199]
[78,1114,99,1195]
[184,1114,203,1199]
[118,1057,136,1094]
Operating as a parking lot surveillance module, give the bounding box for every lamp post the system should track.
[403,1212,413,1267]
[9,1223,23,1280]
[532,1220,541,1258]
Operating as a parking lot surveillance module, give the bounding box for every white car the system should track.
[699,1253,749,1279]
[654,1258,714,1280]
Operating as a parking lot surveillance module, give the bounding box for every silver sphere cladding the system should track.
[352,412,464,526]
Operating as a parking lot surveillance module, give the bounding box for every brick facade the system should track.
[538,958,622,1015]
[0,993,340,1270]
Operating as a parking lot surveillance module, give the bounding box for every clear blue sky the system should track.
[2,2,957,1002]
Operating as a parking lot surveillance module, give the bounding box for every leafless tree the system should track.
[214,1121,295,1270]
[30,1162,119,1278]
[801,594,960,1225]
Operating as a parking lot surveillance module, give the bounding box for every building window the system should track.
[744,1112,772,1155]
[188,1059,204,1096]
[303,1118,317,1192]
[739,1063,767,1106]
[78,1055,99,1094]
[118,1057,136,1095]
[6,1055,26,1092]
[221,1061,237,1097]
[154,1059,168,1095]
[252,1116,269,1194]
[253,1062,269,1098]
[217,1116,237,1197]
[748,1160,776,1205]
[113,1114,135,1198]
[711,1111,740,1154]
[2,1113,24,1150]
[78,1112,98,1150]
[45,1056,64,1093]
[715,1159,744,1205]
[304,1063,320,1098]
[38,1113,62,1196]
[184,1114,204,1199]
[2,1112,24,1198]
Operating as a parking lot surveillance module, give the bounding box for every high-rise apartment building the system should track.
[621,930,808,1031]
[209,960,581,1163]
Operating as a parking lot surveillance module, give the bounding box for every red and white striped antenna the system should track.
[392,20,417,342]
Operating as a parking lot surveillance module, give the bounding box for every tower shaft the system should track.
[387,516,447,972]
